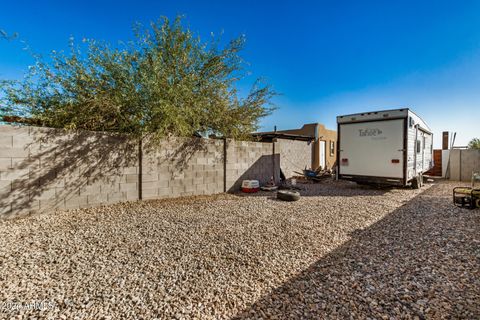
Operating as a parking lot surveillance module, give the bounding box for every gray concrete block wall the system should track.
[142,137,224,199]
[448,150,461,181]
[448,149,480,181]
[0,125,138,218]
[1,125,313,218]
[460,149,480,181]
[226,140,276,191]
[276,139,312,178]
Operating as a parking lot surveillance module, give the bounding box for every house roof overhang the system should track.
[252,132,314,142]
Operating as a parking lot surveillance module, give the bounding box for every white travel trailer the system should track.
[337,108,433,188]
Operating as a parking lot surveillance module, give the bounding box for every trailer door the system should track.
[339,119,404,178]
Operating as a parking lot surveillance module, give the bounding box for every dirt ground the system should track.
[0,180,478,319]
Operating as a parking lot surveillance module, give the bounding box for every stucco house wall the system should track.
[256,123,337,170]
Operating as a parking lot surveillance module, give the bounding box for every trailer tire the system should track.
[411,175,422,189]
[277,190,301,201]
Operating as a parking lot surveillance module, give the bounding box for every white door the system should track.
[319,140,326,169]
[339,119,404,178]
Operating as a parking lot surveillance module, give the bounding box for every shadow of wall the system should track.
[295,180,391,197]
[226,140,280,192]
[227,154,280,192]
[232,185,479,319]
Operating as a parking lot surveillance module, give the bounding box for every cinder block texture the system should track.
[1,125,314,218]
[0,125,138,218]
[276,139,312,178]
[142,137,224,199]
[225,140,276,192]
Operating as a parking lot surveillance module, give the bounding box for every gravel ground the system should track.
[0,180,478,319]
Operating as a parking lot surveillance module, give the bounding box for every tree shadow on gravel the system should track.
[232,183,480,319]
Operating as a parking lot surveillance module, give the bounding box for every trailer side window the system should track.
[330,141,335,156]
[416,140,421,153]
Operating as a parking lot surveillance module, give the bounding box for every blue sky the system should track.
[1,0,479,147]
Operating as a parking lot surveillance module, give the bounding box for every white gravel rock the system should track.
[0,180,478,319]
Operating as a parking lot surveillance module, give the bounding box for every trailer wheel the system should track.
[277,190,301,201]
[411,175,422,189]
[412,178,420,189]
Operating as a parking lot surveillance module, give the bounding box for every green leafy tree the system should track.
[0,17,275,141]
[468,138,480,150]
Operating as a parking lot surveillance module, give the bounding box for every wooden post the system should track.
[442,132,449,150]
